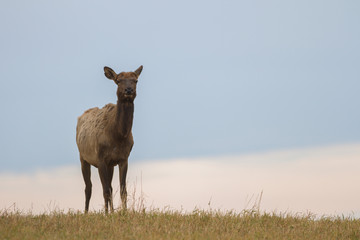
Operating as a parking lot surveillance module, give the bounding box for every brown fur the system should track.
[76,65,143,213]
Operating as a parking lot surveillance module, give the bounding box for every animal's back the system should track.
[76,104,116,165]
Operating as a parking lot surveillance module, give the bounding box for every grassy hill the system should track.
[1,207,360,240]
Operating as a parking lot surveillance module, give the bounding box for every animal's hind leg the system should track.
[81,157,92,213]
[98,164,114,213]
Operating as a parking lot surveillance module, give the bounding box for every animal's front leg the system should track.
[98,164,114,214]
[119,161,128,209]
[108,166,114,212]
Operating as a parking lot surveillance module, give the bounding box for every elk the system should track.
[76,65,143,213]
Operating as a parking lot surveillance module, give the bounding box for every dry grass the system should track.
[1,204,360,240]
[1,190,359,239]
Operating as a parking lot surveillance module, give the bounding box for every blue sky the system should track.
[1,0,360,172]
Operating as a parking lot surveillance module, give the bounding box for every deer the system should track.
[76,65,143,213]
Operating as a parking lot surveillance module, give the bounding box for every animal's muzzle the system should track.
[125,88,134,95]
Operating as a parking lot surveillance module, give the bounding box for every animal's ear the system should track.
[104,66,117,80]
[134,65,143,77]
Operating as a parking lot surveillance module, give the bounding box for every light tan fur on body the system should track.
[76,65,143,213]
[77,104,133,168]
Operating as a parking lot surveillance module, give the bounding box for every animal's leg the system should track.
[81,158,92,213]
[108,166,114,212]
[119,161,128,209]
[98,164,113,214]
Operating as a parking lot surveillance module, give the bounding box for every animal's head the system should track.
[104,65,143,102]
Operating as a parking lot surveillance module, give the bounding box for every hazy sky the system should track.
[1,0,360,171]
[2,144,360,216]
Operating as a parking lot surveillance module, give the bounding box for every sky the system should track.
[0,0,359,171]
[0,0,360,215]
[2,144,360,217]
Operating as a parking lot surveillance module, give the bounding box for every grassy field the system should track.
[1,206,360,240]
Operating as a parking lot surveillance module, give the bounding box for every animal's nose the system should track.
[125,87,133,94]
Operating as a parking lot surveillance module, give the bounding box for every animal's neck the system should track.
[115,100,134,138]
